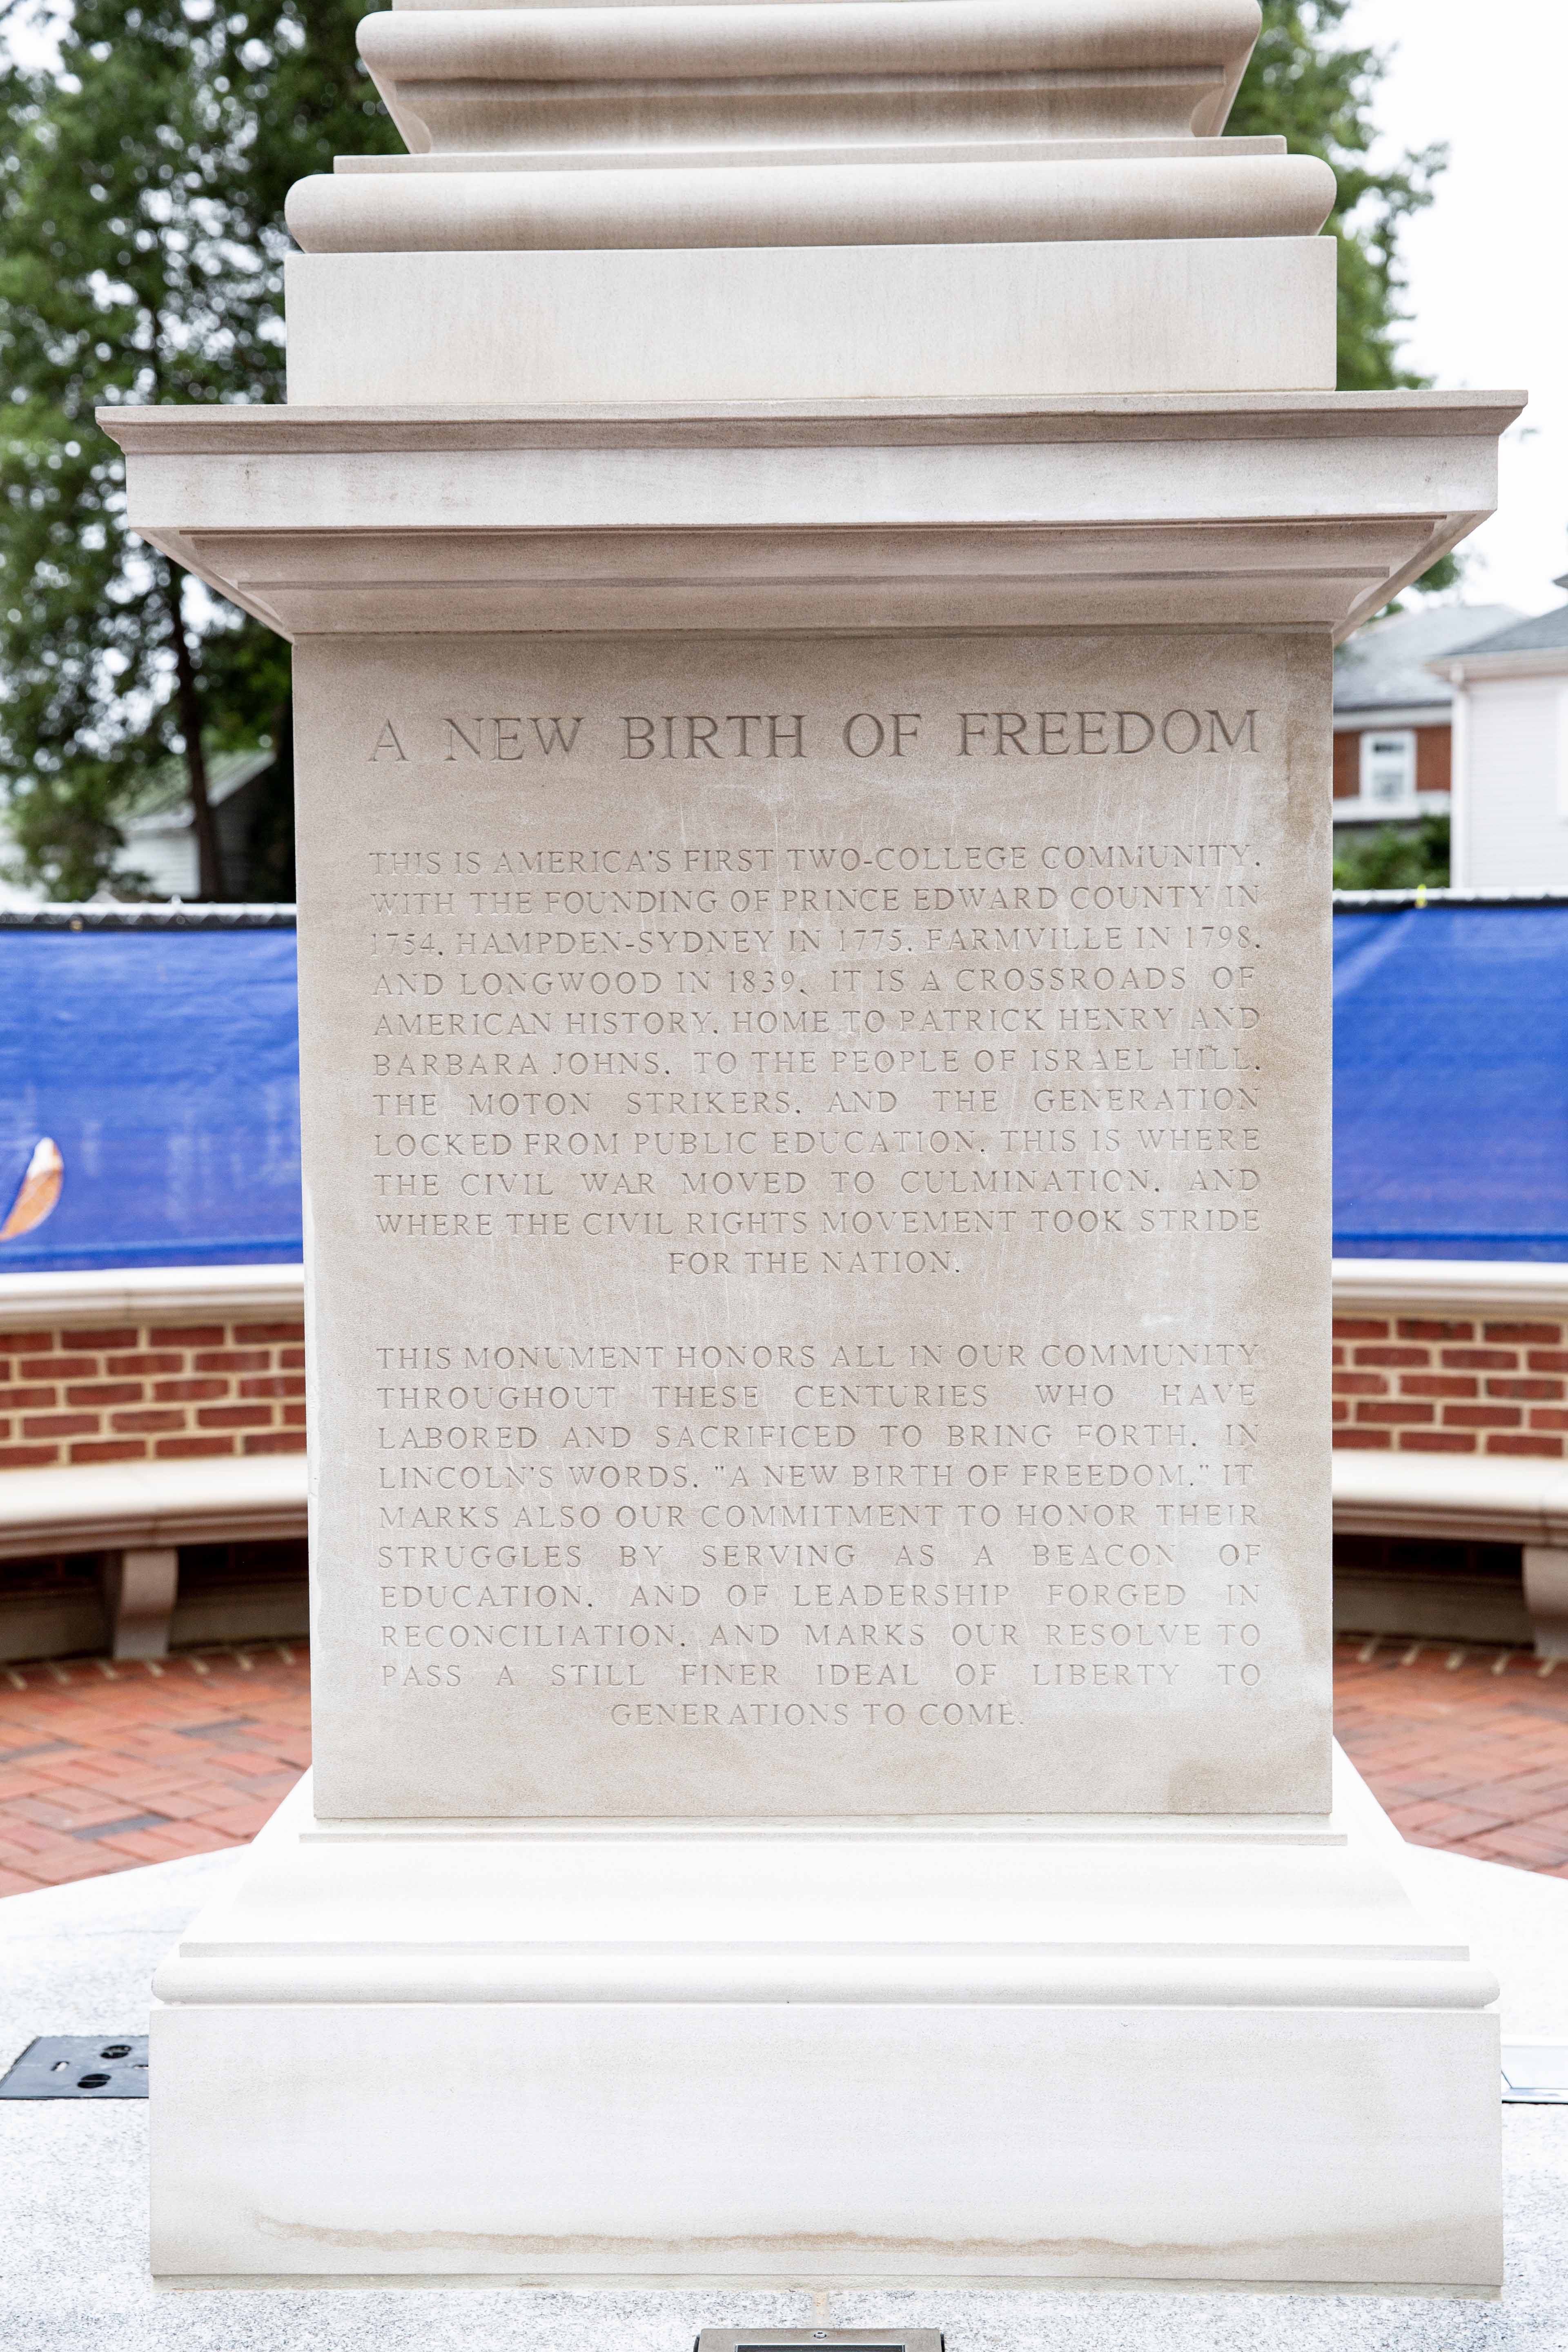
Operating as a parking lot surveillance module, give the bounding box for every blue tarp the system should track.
[1334,905,1568,1261]
[0,907,1564,1270]
[0,928,301,1271]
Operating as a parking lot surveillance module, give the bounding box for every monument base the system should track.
[149,1751,1501,2292]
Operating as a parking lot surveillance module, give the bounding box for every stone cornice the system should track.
[339,0,1266,195]
[101,388,1522,457]
[98,390,1524,641]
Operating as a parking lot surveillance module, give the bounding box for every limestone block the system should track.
[283,238,1338,404]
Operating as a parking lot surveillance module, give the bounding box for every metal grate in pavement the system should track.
[0,2035,148,2098]
[1501,2045,1568,2104]
[697,2336,944,2352]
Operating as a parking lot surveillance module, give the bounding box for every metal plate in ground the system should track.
[698,2336,943,2352]
[0,2035,149,2098]
[1502,2043,1568,2103]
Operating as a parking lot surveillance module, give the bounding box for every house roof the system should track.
[1439,597,1568,662]
[1332,603,1521,716]
[122,747,275,842]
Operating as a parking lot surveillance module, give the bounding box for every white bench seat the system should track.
[1333,1450,1568,1655]
[0,1265,309,1662]
[0,1452,307,1662]
[0,1451,307,1560]
[1333,1448,1568,1550]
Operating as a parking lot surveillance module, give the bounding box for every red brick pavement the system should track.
[1,1635,1567,1894]
[1335,1633,1568,1878]
[0,1641,311,1895]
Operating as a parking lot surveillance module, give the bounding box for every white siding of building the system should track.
[1458,677,1568,889]
[115,825,199,901]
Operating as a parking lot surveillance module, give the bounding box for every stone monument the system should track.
[104,0,1521,2293]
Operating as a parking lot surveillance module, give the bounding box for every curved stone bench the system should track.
[1333,1261,1568,1657]
[0,1267,307,1662]
[0,1451,308,1660]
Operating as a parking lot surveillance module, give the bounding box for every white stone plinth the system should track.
[149,1753,1502,2291]
[283,238,1336,405]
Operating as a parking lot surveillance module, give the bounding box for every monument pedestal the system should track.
[150,1751,1499,2290]
[102,390,1521,2294]
[102,389,1521,2294]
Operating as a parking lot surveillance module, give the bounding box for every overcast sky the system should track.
[1349,0,1568,615]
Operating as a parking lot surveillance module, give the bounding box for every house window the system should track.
[1360,729,1417,808]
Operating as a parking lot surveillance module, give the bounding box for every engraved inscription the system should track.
[296,634,1328,1817]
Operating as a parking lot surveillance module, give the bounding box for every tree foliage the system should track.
[1232,4,1460,607]
[0,0,396,898]
[1231,0,1447,394]
[1332,814,1450,893]
[0,0,1451,897]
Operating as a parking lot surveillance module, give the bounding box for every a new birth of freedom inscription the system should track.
[294,631,1330,1820]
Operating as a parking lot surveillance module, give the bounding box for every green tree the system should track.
[1333,815,1450,893]
[0,0,396,898]
[1231,0,1447,394]
[1231,3,1458,597]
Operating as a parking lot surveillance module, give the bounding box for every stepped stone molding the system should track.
[156,1758,1495,2013]
[150,1757,1505,2288]
[281,0,1330,403]
[355,0,1267,164]
[288,0,1317,262]
[287,150,1332,251]
[100,392,1521,643]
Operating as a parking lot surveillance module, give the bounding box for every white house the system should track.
[108,747,281,901]
[1432,585,1568,889]
[1331,602,1519,840]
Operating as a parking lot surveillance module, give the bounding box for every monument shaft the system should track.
[301,629,1329,1820]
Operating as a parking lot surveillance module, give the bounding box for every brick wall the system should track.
[1334,1310,1568,1458]
[1331,722,1452,799]
[0,1316,306,1470]
[1332,732,1359,797]
[0,1295,1562,1471]
[1416,722,1452,797]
